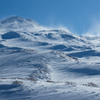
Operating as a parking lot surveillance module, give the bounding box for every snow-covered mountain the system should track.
[0,16,42,28]
[0,16,100,100]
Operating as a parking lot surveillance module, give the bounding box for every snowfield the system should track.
[0,16,100,100]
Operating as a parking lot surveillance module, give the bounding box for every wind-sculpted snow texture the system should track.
[0,16,100,100]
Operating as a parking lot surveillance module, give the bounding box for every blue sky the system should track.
[0,0,100,35]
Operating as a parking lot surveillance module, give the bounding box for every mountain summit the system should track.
[0,16,42,29]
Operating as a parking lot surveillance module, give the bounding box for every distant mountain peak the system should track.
[0,16,25,24]
[0,16,42,29]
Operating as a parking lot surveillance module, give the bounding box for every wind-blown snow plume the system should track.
[84,18,100,36]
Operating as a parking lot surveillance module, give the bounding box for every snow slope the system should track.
[0,16,100,100]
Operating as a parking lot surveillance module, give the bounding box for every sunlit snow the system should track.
[0,16,100,100]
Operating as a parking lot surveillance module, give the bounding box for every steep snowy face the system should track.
[0,16,43,30]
